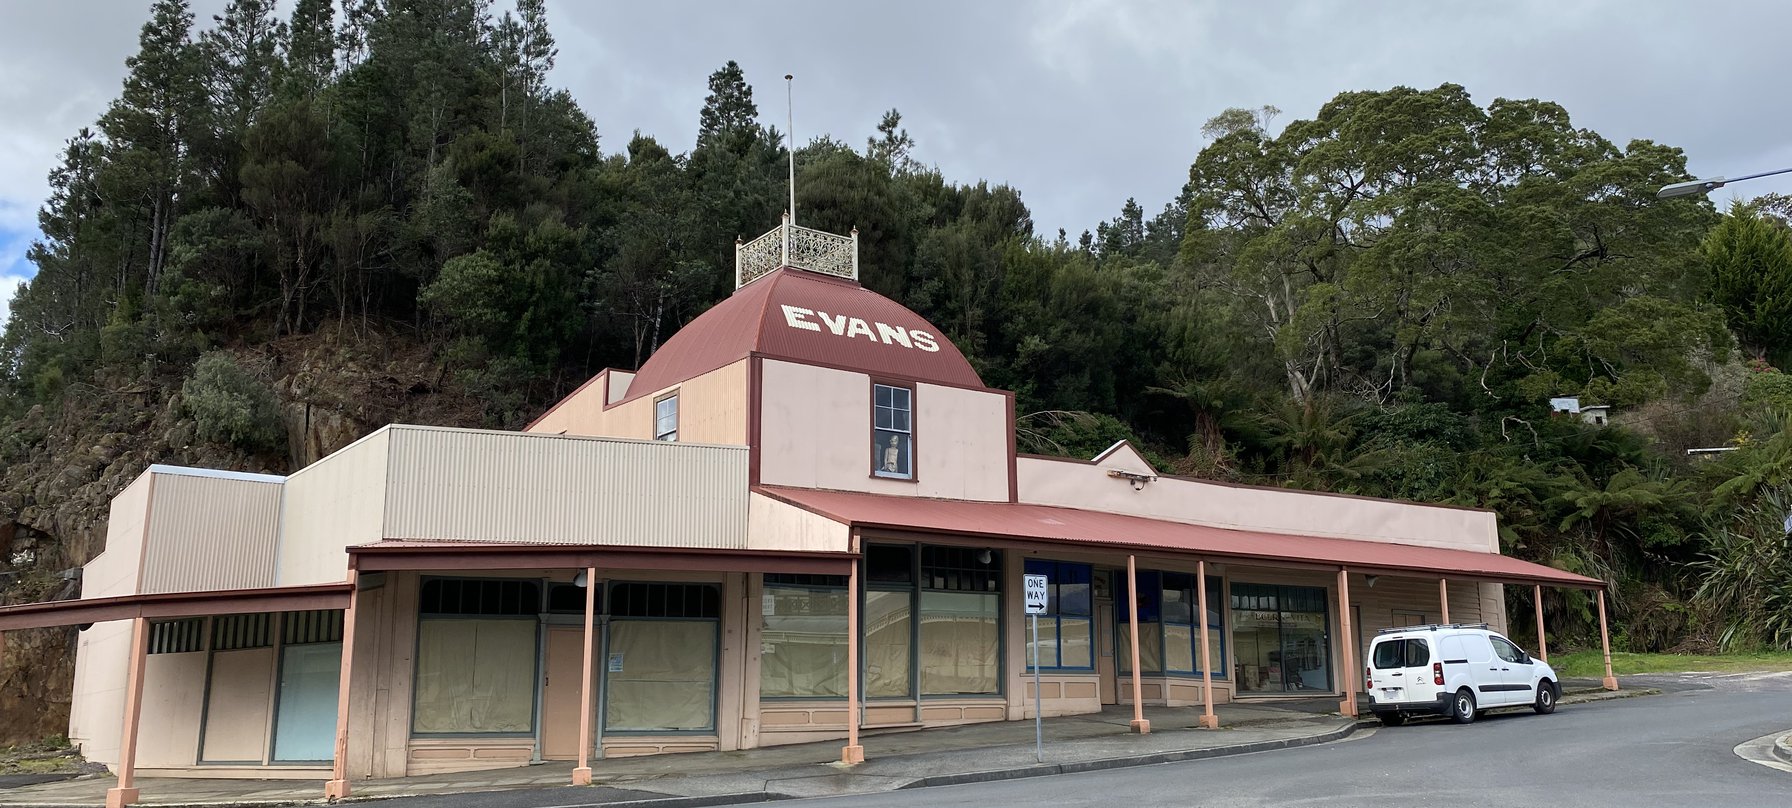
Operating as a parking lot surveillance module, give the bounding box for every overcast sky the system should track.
[4,0,1791,327]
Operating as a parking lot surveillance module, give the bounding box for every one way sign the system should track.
[1024,574,1048,615]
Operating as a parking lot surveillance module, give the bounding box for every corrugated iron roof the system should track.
[755,486,1603,589]
[619,267,984,404]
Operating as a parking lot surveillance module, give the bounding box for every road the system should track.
[737,672,1792,808]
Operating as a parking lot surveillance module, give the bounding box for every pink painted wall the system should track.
[757,359,1009,501]
[1017,454,1498,553]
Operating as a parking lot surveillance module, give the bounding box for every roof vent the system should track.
[736,213,858,288]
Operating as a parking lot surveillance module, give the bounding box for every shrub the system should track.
[181,353,284,452]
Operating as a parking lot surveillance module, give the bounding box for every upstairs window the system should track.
[873,383,913,479]
[654,394,678,442]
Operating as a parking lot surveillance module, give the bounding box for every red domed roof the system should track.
[622,268,983,402]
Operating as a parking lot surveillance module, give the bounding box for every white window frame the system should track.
[872,383,913,480]
[654,393,678,442]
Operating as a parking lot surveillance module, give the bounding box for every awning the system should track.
[349,540,856,576]
[0,583,353,631]
[755,486,1603,590]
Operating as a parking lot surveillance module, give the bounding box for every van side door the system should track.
[1461,633,1510,704]
[1489,635,1535,701]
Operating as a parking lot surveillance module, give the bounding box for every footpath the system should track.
[0,682,1649,808]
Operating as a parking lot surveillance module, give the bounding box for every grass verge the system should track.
[1550,650,1792,679]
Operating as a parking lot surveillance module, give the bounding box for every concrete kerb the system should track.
[1773,733,1792,765]
[897,719,1377,790]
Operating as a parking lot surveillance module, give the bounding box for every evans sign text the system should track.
[781,305,942,352]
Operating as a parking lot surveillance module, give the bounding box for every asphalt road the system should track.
[741,672,1792,808]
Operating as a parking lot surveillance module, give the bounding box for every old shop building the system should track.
[0,219,1613,806]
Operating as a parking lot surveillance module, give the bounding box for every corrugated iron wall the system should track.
[381,426,748,548]
[140,472,283,594]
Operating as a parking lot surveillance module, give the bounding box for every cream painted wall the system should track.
[758,360,1009,501]
[138,652,207,768]
[277,429,390,586]
[68,620,131,765]
[527,361,747,445]
[746,493,849,552]
[201,648,274,763]
[1018,455,1498,552]
[85,472,153,598]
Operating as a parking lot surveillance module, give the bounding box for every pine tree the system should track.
[695,61,759,150]
[282,0,335,99]
[97,0,207,298]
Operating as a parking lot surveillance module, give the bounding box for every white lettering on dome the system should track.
[782,305,822,332]
[875,322,912,348]
[781,306,943,353]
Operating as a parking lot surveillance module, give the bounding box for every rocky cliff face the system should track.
[0,330,489,744]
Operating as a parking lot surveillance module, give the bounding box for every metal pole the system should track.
[1031,612,1043,763]
[785,74,796,226]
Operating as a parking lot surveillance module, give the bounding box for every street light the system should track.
[1657,166,1792,199]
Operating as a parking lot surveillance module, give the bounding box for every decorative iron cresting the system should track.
[736,213,859,287]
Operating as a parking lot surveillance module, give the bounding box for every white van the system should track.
[1364,623,1559,725]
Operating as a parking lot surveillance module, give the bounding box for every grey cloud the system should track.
[2,0,1787,256]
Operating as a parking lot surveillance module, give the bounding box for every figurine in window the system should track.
[882,435,902,473]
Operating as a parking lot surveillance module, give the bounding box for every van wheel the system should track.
[1450,689,1477,724]
[1534,680,1558,715]
[1378,712,1407,727]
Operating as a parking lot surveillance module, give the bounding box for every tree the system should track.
[1703,201,1792,361]
[97,0,207,299]
[281,0,335,100]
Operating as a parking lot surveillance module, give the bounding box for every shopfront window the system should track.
[1118,570,1225,677]
[605,583,720,732]
[1023,560,1093,670]
[1162,573,1225,676]
[413,579,541,735]
[1231,583,1332,693]
[761,574,850,698]
[863,544,1002,698]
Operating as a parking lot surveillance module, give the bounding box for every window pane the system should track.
[876,384,892,407]
[867,545,914,584]
[1059,618,1093,669]
[874,430,912,478]
[892,386,910,410]
[605,620,715,731]
[1373,639,1405,670]
[920,591,999,695]
[1162,572,1196,624]
[760,587,849,697]
[875,405,894,430]
[1117,621,1163,673]
[892,408,910,432]
[1205,630,1225,676]
[864,591,912,697]
[1405,638,1431,668]
[414,619,536,733]
[1057,582,1092,617]
[1165,623,1196,673]
[1026,615,1060,670]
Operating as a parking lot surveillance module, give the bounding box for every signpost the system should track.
[1023,573,1048,763]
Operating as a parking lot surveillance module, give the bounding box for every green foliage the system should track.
[1694,490,1792,651]
[181,352,284,451]
[1703,201,1792,361]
